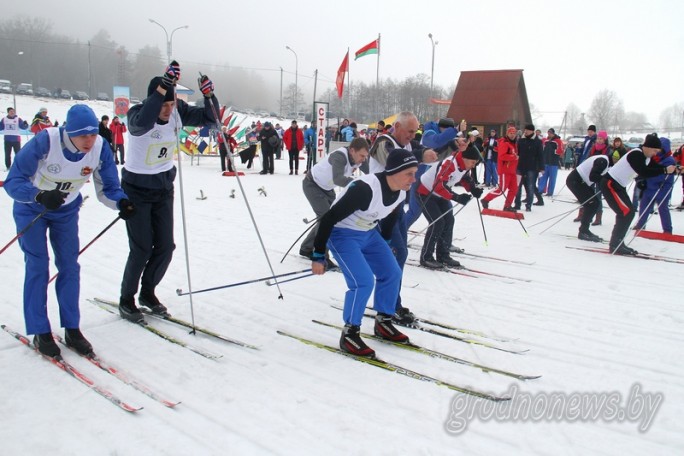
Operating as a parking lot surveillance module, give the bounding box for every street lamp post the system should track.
[279,67,283,117]
[285,45,298,116]
[428,33,438,97]
[149,18,189,63]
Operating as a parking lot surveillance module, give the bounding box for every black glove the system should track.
[198,75,214,98]
[118,199,136,220]
[160,60,181,90]
[470,187,483,199]
[35,189,68,210]
[453,193,472,206]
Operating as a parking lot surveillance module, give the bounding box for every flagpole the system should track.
[347,47,351,117]
[376,34,380,88]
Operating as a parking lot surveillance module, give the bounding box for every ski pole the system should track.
[266,272,314,286]
[475,198,488,246]
[0,209,48,255]
[48,216,120,284]
[280,222,318,263]
[407,202,467,245]
[201,72,286,299]
[535,191,601,233]
[176,268,312,296]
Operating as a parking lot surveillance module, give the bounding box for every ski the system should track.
[330,304,527,354]
[312,320,540,381]
[408,229,466,241]
[452,265,531,283]
[277,330,509,401]
[88,299,222,360]
[53,334,181,408]
[565,246,684,264]
[329,299,516,343]
[456,251,536,265]
[405,259,479,278]
[2,325,142,413]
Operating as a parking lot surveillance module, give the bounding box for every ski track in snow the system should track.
[1,94,683,455]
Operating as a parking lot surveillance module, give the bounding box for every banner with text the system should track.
[314,102,329,162]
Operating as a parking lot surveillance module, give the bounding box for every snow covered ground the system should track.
[1,94,683,455]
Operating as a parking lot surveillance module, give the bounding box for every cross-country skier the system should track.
[4,104,135,358]
[311,149,418,358]
[118,61,219,323]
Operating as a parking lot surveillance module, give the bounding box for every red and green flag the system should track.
[354,39,379,60]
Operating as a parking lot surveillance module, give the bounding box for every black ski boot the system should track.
[419,257,443,269]
[438,256,462,268]
[578,230,602,242]
[139,290,170,317]
[392,307,418,328]
[33,333,60,358]
[611,244,638,256]
[65,328,94,357]
[374,313,409,343]
[119,296,144,323]
[340,325,375,357]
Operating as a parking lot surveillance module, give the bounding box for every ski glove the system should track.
[198,75,214,98]
[35,189,68,210]
[161,60,181,89]
[470,187,483,199]
[118,199,136,220]
[453,193,472,206]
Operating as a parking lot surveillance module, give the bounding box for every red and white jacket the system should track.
[417,152,474,200]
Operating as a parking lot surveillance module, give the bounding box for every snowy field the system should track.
[0,94,683,455]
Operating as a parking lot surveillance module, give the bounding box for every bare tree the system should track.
[588,89,621,129]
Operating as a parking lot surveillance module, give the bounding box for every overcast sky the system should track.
[28,0,684,125]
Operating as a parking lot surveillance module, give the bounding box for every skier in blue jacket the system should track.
[4,104,135,358]
[635,137,677,233]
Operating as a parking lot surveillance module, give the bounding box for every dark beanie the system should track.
[462,145,482,161]
[547,128,555,134]
[147,76,175,102]
[587,124,596,132]
[524,123,535,131]
[385,148,418,175]
[438,118,455,129]
[642,133,662,149]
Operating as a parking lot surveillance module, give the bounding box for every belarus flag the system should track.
[354,39,379,60]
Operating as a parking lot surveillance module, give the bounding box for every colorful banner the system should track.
[112,86,130,124]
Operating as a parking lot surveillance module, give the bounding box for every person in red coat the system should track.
[30,107,53,134]
[481,126,519,211]
[110,116,127,165]
[282,120,305,175]
[217,125,239,172]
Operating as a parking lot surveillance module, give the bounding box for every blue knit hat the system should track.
[65,105,99,137]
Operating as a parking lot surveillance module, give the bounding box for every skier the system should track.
[566,154,611,242]
[634,137,676,233]
[600,133,678,255]
[118,61,219,323]
[416,137,483,269]
[4,104,135,358]
[299,137,370,264]
[311,149,419,357]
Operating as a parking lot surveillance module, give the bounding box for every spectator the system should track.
[282,120,304,175]
[579,124,597,164]
[217,126,238,173]
[304,122,316,173]
[30,107,53,134]
[537,128,564,197]
[481,126,520,211]
[483,128,499,187]
[274,123,284,159]
[110,117,127,165]
[98,115,113,157]
[257,121,279,175]
[0,107,29,170]
[341,122,358,142]
[515,124,544,211]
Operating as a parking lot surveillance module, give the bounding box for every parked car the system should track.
[129,97,141,105]
[96,92,110,101]
[59,90,72,99]
[16,83,33,95]
[34,87,51,97]
[625,137,644,150]
[0,79,11,94]
[73,91,89,100]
